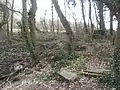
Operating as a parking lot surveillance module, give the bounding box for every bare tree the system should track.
[88,0,93,32]
[10,0,14,36]
[28,0,37,47]
[56,17,60,33]
[40,17,48,32]
[66,0,79,39]
[0,1,9,41]
[93,2,99,30]
[110,9,113,35]
[96,0,105,34]
[51,2,54,32]
[6,0,9,37]
[52,0,74,54]
[22,0,37,64]
[43,10,48,32]
[80,0,88,32]
[64,0,66,17]
[0,3,9,29]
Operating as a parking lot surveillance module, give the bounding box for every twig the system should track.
[0,77,10,88]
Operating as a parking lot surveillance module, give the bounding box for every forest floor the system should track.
[0,32,114,90]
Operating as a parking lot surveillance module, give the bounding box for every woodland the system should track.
[0,0,120,90]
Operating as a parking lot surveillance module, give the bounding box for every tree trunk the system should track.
[22,0,37,64]
[114,15,120,48]
[0,3,9,29]
[52,0,74,54]
[28,0,37,47]
[64,0,66,17]
[74,18,80,40]
[113,13,120,90]
[97,0,105,33]
[93,2,99,30]
[43,11,48,32]
[110,10,113,35]
[88,0,93,32]
[80,0,88,32]
[5,0,10,38]
[22,0,30,45]
[66,2,79,39]
[57,17,60,33]
[43,19,48,32]
[10,0,14,36]
[40,18,48,32]
[0,2,9,40]
[51,3,54,32]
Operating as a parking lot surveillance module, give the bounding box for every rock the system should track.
[58,69,78,81]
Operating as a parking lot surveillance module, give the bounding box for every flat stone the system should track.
[58,69,77,81]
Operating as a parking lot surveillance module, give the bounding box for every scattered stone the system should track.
[58,69,78,81]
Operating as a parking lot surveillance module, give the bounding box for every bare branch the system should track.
[6,7,22,15]
[0,3,22,15]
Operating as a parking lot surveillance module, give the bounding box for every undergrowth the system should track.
[100,48,120,89]
[39,49,86,81]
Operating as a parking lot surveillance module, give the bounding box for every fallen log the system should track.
[0,67,23,81]
[81,71,103,77]
[80,69,109,77]
[84,69,109,74]
[0,75,8,80]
